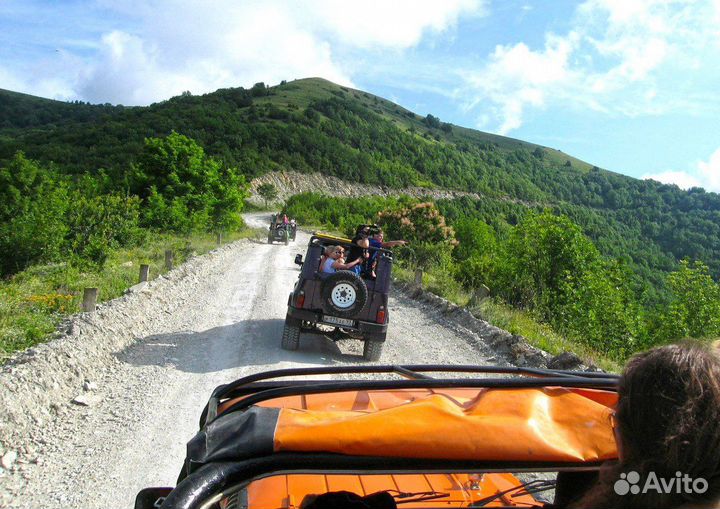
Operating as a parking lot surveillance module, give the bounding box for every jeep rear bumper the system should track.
[287,307,388,341]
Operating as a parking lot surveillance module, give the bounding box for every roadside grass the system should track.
[393,265,621,373]
[0,226,263,363]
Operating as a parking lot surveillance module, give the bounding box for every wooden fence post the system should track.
[216,232,222,245]
[82,288,98,312]
[164,250,174,270]
[414,269,423,288]
[139,264,150,283]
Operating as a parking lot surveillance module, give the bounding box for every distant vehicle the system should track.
[134,365,619,509]
[283,233,392,360]
[267,221,290,245]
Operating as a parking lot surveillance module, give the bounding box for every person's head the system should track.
[371,229,384,241]
[616,341,720,472]
[576,340,720,508]
[570,341,720,508]
[324,245,345,259]
[356,224,370,236]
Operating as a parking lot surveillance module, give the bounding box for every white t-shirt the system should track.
[322,257,336,273]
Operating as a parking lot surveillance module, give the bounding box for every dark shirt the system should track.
[368,238,383,263]
[346,234,368,264]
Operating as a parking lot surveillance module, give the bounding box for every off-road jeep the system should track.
[267,222,290,245]
[135,365,619,509]
[282,233,392,361]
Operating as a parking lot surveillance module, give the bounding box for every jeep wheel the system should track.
[362,339,383,361]
[281,322,300,351]
[321,271,368,318]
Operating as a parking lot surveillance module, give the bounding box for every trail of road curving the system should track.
[1,213,506,509]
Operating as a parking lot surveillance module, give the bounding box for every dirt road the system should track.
[1,214,505,508]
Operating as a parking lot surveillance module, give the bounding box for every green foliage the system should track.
[64,190,143,266]
[452,218,498,288]
[493,211,600,312]
[285,193,666,361]
[4,78,720,302]
[376,201,456,270]
[0,228,259,361]
[651,260,720,341]
[257,182,279,207]
[131,132,249,233]
[555,260,640,358]
[0,153,69,274]
[3,78,720,361]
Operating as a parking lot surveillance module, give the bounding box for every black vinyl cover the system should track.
[185,406,279,474]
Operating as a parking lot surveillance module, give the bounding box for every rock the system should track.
[71,394,92,406]
[124,281,148,294]
[83,381,97,392]
[547,351,583,370]
[1,451,17,469]
[121,261,133,267]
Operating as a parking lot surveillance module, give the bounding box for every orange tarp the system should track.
[246,473,540,508]
[272,388,617,462]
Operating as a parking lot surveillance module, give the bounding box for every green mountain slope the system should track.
[2,78,720,300]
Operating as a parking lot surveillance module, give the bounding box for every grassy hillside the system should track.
[2,78,720,304]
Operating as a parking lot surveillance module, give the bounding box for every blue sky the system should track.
[2,0,719,190]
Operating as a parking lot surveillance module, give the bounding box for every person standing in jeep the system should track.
[345,225,371,275]
[346,225,406,278]
[367,228,406,279]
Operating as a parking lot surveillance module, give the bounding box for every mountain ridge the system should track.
[2,77,720,292]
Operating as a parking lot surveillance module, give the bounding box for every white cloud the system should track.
[643,148,720,192]
[306,0,483,49]
[459,0,720,134]
[642,171,702,190]
[3,0,485,105]
[697,147,720,191]
[460,32,577,134]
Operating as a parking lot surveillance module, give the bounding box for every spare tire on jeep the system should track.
[321,270,368,318]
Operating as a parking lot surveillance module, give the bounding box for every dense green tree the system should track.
[130,132,248,233]
[0,153,69,274]
[493,211,600,312]
[652,260,720,341]
[257,183,279,207]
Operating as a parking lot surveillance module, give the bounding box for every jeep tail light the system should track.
[296,292,305,308]
[376,307,386,324]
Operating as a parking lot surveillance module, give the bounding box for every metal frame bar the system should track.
[163,454,605,509]
[203,365,618,423]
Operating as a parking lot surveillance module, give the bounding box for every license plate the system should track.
[322,315,355,327]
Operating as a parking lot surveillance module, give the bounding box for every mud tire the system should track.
[321,271,368,318]
[281,322,300,351]
[362,340,383,361]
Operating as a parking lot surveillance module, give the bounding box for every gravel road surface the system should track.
[0,214,513,508]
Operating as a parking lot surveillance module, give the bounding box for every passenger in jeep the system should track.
[367,228,406,279]
[321,246,363,274]
[345,225,372,275]
[564,340,720,509]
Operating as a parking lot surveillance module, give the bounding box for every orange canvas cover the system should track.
[270,387,617,462]
[246,473,541,508]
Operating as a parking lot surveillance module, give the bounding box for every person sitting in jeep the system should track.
[321,245,363,274]
[345,225,372,275]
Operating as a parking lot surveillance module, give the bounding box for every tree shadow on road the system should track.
[117,318,371,374]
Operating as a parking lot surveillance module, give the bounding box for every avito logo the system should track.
[614,471,708,496]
